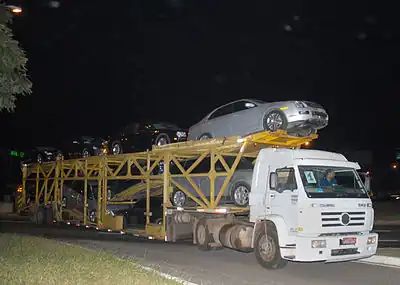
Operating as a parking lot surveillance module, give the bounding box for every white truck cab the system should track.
[249,148,378,265]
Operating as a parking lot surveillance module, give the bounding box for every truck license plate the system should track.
[340,237,357,245]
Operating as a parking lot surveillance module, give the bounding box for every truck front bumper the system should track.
[280,232,378,263]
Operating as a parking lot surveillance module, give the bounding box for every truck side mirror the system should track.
[270,172,277,190]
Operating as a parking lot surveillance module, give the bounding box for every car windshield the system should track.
[298,165,369,198]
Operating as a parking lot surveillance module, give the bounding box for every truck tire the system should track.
[195,218,212,251]
[254,225,288,269]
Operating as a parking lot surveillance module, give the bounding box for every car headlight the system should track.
[176,131,187,138]
[294,101,307,108]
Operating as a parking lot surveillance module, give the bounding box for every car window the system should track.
[223,157,254,170]
[182,159,210,173]
[208,103,234,120]
[233,101,257,113]
[122,122,139,135]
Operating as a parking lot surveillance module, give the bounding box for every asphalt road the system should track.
[1,221,400,285]
[374,225,400,247]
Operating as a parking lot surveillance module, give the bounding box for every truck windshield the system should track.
[298,166,369,198]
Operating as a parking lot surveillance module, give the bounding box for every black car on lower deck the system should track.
[62,136,109,159]
[109,121,188,155]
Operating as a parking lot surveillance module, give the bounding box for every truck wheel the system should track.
[195,218,212,251]
[254,225,288,269]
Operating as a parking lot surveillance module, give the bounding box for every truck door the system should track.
[268,167,299,235]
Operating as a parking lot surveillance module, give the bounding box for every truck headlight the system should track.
[367,236,377,245]
[311,240,327,248]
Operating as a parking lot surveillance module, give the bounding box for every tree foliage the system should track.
[0,6,32,112]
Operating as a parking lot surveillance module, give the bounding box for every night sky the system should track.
[1,0,399,153]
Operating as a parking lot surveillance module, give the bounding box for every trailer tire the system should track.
[195,218,212,251]
[254,225,288,269]
[35,206,45,225]
[45,206,54,225]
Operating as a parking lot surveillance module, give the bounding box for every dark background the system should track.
[1,0,399,191]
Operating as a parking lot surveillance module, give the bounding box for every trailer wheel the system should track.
[35,206,45,225]
[45,206,54,225]
[254,225,288,269]
[195,218,212,251]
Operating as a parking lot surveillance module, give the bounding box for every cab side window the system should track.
[275,168,297,192]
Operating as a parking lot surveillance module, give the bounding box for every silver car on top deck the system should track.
[188,99,329,140]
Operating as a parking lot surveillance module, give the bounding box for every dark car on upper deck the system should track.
[109,121,188,155]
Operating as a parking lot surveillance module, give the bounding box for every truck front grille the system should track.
[331,248,359,256]
[321,211,365,227]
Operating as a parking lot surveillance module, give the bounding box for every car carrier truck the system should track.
[18,130,378,269]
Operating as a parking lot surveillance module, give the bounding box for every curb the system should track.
[355,255,400,268]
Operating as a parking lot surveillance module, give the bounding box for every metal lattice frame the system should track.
[21,130,317,236]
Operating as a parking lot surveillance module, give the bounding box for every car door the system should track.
[268,166,299,235]
[204,103,234,138]
[230,100,261,136]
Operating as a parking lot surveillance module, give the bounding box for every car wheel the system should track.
[199,133,212,140]
[263,111,288,132]
[155,133,170,146]
[82,148,90,158]
[170,189,187,207]
[37,154,42,164]
[231,182,250,207]
[111,141,123,155]
[89,210,97,223]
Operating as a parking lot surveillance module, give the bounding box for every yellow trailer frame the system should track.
[20,130,317,240]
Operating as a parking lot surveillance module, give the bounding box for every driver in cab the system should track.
[320,169,338,187]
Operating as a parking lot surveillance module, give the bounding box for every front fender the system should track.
[251,215,290,248]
